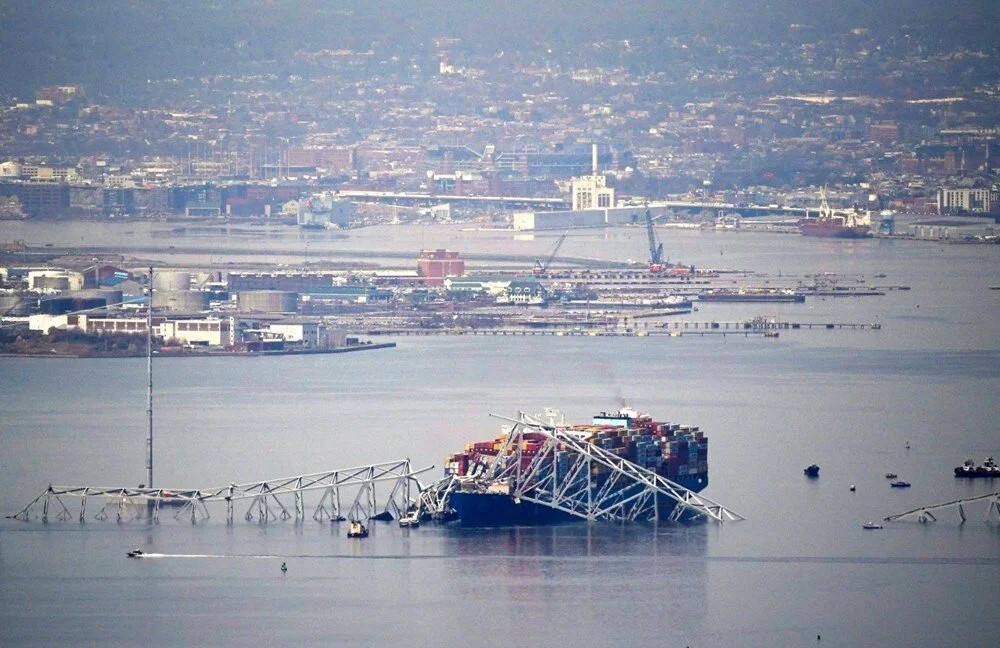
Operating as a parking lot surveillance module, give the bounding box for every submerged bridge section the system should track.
[9,460,432,525]
[884,491,1000,524]
[420,413,744,524]
[10,413,746,528]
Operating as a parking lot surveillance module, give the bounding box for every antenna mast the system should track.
[146,266,153,490]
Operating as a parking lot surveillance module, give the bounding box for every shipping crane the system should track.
[533,231,568,275]
[644,208,664,272]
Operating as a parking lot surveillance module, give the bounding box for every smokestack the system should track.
[592,144,598,175]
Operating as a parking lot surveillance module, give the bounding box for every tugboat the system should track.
[890,480,911,488]
[347,520,369,538]
[885,472,898,479]
[398,510,420,528]
[804,464,820,478]
[126,549,145,558]
[954,457,999,478]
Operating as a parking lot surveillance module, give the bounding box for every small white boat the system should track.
[399,512,420,528]
[862,522,883,530]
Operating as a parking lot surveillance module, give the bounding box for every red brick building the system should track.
[417,249,465,285]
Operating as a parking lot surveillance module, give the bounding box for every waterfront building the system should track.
[571,145,615,210]
[498,277,547,305]
[297,192,354,228]
[417,249,465,286]
[444,275,511,297]
[936,187,999,215]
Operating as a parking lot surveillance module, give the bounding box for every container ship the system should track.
[442,408,708,526]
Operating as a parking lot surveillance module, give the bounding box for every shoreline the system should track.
[0,342,396,359]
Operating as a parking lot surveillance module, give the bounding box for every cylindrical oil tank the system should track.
[153,271,191,291]
[71,289,123,306]
[192,272,217,288]
[39,297,106,315]
[237,290,298,313]
[153,290,210,311]
[33,275,71,291]
[0,293,32,315]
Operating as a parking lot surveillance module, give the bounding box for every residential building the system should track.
[937,187,998,214]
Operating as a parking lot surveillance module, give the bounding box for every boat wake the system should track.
[132,553,1000,565]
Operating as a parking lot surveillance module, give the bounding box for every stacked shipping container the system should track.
[443,413,708,486]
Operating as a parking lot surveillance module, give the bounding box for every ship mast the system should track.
[146,266,153,490]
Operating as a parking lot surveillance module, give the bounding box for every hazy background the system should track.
[2,0,999,99]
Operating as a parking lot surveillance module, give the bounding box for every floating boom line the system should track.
[8,459,433,525]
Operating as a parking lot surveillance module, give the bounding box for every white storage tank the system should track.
[71,289,124,306]
[0,293,31,315]
[237,291,298,313]
[153,290,210,311]
[153,271,191,292]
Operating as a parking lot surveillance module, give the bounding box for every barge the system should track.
[699,289,805,303]
[954,457,998,478]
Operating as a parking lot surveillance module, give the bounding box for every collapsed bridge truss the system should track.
[10,412,745,528]
[9,459,432,525]
[419,413,744,524]
[884,491,1000,524]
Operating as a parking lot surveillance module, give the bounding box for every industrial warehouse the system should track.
[0,234,897,358]
[0,263,389,356]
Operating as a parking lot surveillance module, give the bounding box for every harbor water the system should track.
[1,225,998,647]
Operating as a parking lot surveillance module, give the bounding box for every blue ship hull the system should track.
[450,473,708,527]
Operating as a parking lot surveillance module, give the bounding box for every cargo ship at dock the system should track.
[798,190,872,239]
[441,408,709,526]
[698,288,805,303]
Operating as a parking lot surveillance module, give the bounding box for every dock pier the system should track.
[361,320,882,338]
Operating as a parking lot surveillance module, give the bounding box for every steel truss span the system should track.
[420,413,744,524]
[884,491,1000,524]
[8,460,433,525]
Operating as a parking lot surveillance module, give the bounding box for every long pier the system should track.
[362,320,882,337]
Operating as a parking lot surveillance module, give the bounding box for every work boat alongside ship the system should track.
[432,408,740,527]
[799,189,872,238]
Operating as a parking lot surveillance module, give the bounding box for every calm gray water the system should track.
[1,225,999,647]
